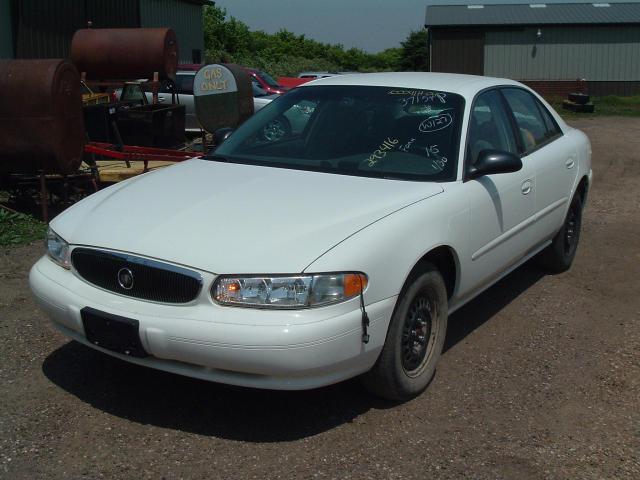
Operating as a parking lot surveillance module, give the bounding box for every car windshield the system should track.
[252,82,268,97]
[214,85,464,181]
[257,71,281,88]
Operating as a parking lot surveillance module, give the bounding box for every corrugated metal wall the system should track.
[10,0,201,61]
[484,25,640,81]
[139,0,204,63]
[0,0,13,58]
[431,28,484,75]
[85,0,139,29]
[14,0,85,58]
[13,0,139,58]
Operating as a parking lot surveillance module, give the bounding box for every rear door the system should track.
[501,88,577,241]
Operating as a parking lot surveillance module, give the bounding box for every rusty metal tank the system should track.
[0,59,85,175]
[71,28,178,80]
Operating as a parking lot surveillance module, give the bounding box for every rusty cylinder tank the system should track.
[71,28,178,80]
[0,59,85,175]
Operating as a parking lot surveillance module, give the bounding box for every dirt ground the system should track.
[1,117,638,479]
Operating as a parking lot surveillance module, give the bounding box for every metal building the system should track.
[425,2,640,96]
[0,0,210,64]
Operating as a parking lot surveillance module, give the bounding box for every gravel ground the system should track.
[1,117,639,479]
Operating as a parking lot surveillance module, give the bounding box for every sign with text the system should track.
[194,65,238,96]
[193,64,253,133]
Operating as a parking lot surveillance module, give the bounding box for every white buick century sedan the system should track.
[30,73,591,400]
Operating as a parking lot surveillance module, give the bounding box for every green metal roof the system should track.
[425,2,640,26]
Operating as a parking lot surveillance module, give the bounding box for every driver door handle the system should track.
[521,179,532,195]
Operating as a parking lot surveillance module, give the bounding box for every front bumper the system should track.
[30,255,396,390]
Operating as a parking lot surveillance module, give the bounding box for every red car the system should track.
[176,63,204,72]
[175,65,288,95]
[243,68,289,95]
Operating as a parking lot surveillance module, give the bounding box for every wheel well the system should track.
[576,175,589,204]
[405,246,457,300]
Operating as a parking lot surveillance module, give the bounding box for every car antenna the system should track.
[359,274,369,343]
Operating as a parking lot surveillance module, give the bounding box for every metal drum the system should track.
[0,59,84,175]
[71,28,178,80]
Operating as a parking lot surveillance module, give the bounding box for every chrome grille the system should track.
[71,248,202,304]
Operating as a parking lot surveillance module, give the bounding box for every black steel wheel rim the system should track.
[564,204,579,256]
[401,294,434,375]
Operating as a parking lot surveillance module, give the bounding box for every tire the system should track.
[568,92,590,105]
[261,115,291,142]
[537,193,583,273]
[361,266,448,401]
[562,100,595,113]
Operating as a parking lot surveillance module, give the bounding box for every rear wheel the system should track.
[361,266,448,401]
[537,193,583,273]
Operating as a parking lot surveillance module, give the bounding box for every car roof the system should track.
[298,71,340,76]
[299,72,522,97]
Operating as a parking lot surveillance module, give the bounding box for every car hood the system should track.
[52,159,443,273]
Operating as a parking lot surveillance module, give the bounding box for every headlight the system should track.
[212,273,368,309]
[46,227,70,269]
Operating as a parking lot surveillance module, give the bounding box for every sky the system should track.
[213,0,638,53]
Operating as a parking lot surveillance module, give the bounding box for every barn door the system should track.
[431,28,485,75]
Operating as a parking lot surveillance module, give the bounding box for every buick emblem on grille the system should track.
[117,267,134,290]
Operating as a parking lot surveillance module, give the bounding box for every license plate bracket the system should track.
[81,307,148,358]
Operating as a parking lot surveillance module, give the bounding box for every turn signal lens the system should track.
[343,273,368,297]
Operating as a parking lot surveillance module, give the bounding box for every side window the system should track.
[467,90,517,165]
[537,99,562,138]
[252,81,267,96]
[502,88,556,154]
[176,74,194,95]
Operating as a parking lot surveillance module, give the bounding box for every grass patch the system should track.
[548,95,640,119]
[0,208,47,246]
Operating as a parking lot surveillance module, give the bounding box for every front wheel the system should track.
[537,193,583,273]
[361,266,448,401]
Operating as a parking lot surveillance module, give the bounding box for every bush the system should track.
[0,209,47,246]
[203,5,403,75]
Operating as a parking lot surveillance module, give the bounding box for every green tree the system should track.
[201,4,401,76]
[399,29,430,71]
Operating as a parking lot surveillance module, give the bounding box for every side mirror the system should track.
[468,150,522,180]
[213,127,234,146]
